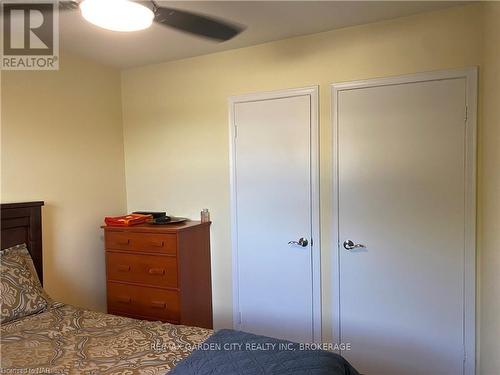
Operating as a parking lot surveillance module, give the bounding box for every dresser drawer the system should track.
[106,252,178,288]
[107,282,180,322]
[105,231,177,255]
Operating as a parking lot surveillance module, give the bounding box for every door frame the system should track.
[331,67,477,374]
[228,86,321,342]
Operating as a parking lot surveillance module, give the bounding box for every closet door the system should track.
[333,72,476,375]
[231,88,320,343]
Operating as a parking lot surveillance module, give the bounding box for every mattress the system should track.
[0,303,212,375]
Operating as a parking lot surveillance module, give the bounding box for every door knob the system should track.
[288,238,309,247]
[343,240,365,250]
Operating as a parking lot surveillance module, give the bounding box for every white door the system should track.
[231,88,320,343]
[333,73,476,375]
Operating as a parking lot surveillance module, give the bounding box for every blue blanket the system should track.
[169,329,359,375]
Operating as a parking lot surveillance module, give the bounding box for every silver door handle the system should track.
[343,240,365,250]
[288,238,309,247]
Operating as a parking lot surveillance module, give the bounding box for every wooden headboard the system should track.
[1,201,44,284]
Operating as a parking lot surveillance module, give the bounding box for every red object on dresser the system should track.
[104,214,152,227]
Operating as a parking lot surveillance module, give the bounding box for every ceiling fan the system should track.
[59,0,245,41]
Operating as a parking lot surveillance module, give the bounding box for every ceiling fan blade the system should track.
[59,1,80,11]
[153,6,244,41]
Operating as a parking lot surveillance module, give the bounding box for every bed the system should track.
[0,202,358,375]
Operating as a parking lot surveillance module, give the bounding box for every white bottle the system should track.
[201,208,210,223]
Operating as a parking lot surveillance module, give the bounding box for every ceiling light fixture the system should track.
[80,0,154,32]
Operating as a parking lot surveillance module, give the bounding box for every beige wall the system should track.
[122,1,485,341]
[478,3,500,374]
[1,53,127,311]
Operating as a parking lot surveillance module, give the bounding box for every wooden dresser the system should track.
[102,221,213,329]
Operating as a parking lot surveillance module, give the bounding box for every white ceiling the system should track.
[59,1,463,69]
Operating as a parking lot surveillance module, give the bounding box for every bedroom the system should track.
[1,1,499,374]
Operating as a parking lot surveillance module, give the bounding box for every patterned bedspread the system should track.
[0,304,212,375]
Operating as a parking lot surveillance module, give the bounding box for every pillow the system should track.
[0,244,51,324]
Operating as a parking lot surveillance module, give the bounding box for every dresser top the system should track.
[102,220,210,233]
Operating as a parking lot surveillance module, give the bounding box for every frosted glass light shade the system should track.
[80,0,154,32]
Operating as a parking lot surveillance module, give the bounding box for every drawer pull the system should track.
[117,296,131,304]
[117,239,131,246]
[150,241,165,248]
[151,300,167,309]
[148,268,165,275]
[117,264,131,272]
